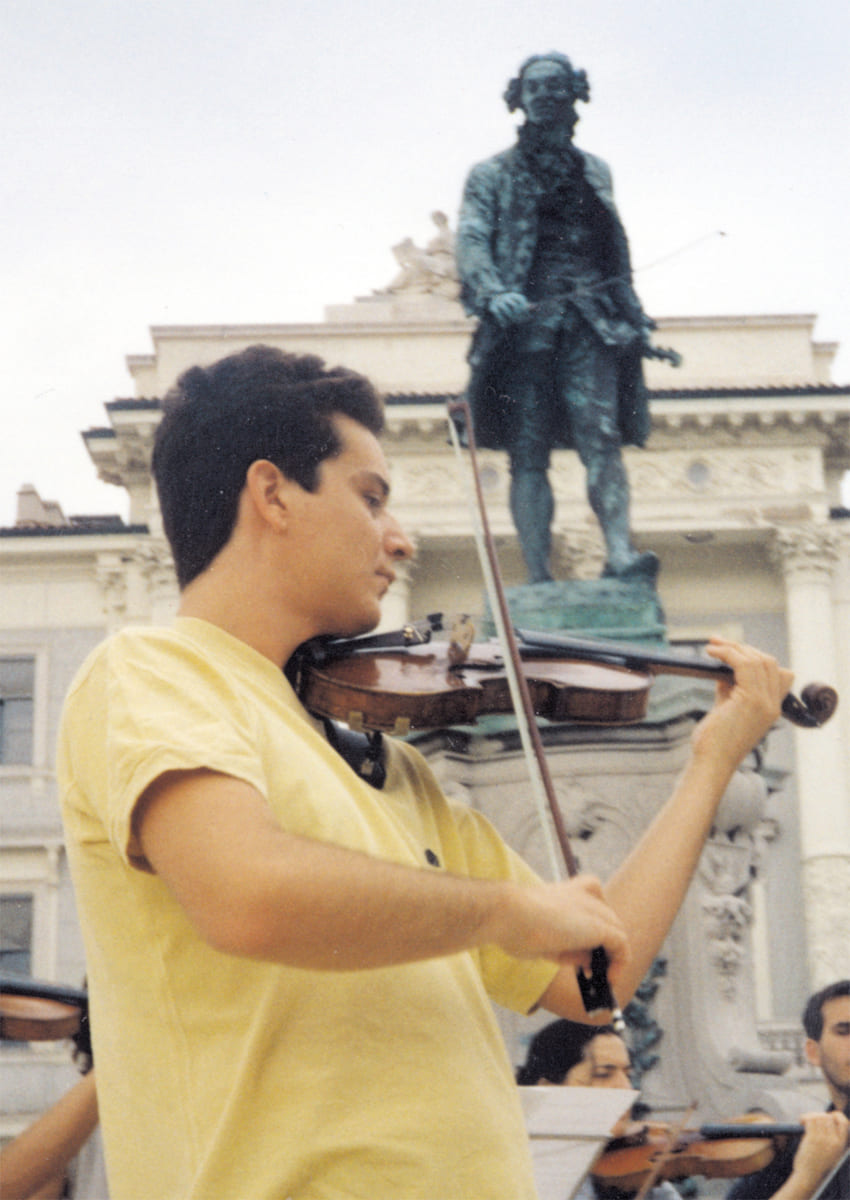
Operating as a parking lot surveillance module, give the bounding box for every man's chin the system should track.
[326,611,381,640]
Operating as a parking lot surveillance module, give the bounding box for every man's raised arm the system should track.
[540,637,793,1020]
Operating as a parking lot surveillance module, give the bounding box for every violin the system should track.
[0,977,88,1043]
[591,1114,804,1192]
[294,618,838,737]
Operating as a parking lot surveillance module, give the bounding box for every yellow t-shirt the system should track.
[58,618,557,1199]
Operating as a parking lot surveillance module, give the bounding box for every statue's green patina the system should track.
[456,52,671,586]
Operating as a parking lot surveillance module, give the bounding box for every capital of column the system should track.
[768,524,841,586]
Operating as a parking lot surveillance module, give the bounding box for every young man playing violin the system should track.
[727,980,849,1200]
[58,344,793,1199]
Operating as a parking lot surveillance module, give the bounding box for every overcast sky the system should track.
[2,0,848,526]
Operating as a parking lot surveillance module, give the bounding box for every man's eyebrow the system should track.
[360,470,390,497]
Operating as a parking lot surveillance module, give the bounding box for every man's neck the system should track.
[177,559,313,669]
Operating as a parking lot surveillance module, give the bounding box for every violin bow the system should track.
[447,399,625,1031]
[631,1103,698,1200]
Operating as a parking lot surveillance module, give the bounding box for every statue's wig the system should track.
[503,52,591,113]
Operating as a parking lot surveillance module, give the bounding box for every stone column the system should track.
[833,524,850,809]
[770,525,850,985]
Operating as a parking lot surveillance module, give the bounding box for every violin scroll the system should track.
[782,682,839,729]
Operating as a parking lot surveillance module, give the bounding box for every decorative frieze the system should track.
[627,447,824,503]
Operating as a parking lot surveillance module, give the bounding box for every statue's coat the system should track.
[456,143,650,452]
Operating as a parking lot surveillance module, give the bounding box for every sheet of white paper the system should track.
[519,1086,639,1200]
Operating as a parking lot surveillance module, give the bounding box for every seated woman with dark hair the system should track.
[517,1019,679,1200]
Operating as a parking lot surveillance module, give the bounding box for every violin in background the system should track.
[0,976,88,1045]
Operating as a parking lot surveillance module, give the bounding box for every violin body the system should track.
[298,640,653,736]
[592,1116,797,1191]
[1,978,87,1042]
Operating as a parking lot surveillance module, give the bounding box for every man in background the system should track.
[727,980,849,1200]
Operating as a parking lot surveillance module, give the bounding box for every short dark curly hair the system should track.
[152,344,384,588]
[503,52,591,114]
[802,979,850,1041]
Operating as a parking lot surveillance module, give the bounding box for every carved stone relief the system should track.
[375,211,460,300]
[95,551,129,628]
[696,769,774,1001]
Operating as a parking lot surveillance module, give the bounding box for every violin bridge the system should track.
[448,614,476,666]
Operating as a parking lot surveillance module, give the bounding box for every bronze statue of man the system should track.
[456,52,659,584]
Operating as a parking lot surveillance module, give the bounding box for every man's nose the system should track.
[386,515,415,561]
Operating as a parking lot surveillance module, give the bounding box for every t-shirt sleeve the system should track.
[60,631,270,869]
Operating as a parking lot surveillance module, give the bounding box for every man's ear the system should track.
[804,1036,822,1070]
[244,459,292,531]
